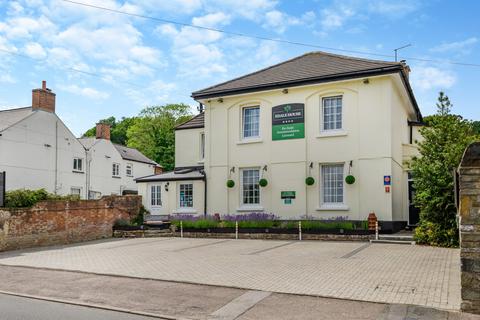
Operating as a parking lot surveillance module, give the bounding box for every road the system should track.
[0,294,156,320]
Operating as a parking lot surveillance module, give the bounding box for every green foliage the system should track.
[83,116,137,145]
[345,175,355,185]
[300,220,356,230]
[172,219,219,229]
[131,205,148,226]
[126,104,193,171]
[414,221,459,247]
[114,218,130,227]
[3,189,80,208]
[259,178,268,187]
[411,92,478,247]
[305,177,315,186]
[226,180,235,188]
[472,121,480,135]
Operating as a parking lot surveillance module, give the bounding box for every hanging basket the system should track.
[305,177,315,186]
[226,179,235,188]
[259,178,268,187]
[345,175,356,185]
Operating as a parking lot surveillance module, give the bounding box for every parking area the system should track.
[0,237,461,310]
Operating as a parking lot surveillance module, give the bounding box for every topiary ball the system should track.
[226,179,235,188]
[345,175,356,185]
[305,177,315,186]
[259,178,268,187]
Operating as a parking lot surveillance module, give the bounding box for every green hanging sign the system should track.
[272,103,305,140]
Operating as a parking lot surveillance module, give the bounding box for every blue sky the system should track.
[0,0,479,136]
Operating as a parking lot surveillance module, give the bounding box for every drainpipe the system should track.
[201,169,207,217]
[54,120,58,194]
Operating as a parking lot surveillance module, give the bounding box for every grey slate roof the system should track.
[0,107,34,132]
[175,112,204,130]
[135,169,204,182]
[113,144,158,166]
[191,51,403,99]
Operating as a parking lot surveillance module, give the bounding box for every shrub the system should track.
[131,205,147,226]
[114,218,130,227]
[3,189,79,208]
[414,221,459,247]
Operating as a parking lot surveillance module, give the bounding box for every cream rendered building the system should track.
[137,52,424,231]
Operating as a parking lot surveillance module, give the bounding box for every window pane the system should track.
[242,169,260,205]
[243,107,260,138]
[179,184,193,207]
[322,164,344,204]
[322,97,342,131]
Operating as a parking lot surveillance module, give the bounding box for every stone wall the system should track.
[458,142,480,314]
[0,195,141,252]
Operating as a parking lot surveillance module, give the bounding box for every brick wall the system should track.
[458,142,480,314]
[0,195,141,252]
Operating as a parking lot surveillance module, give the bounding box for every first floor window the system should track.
[126,163,133,176]
[321,164,344,204]
[241,168,260,205]
[73,158,83,172]
[151,185,162,206]
[242,106,260,139]
[112,163,120,177]
[200,132,205,160]
[322,96,342,131]
[179,184,193,207]
[70,187,81,197]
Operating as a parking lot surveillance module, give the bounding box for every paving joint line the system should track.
[173,239,231,252]
[0,290,190,320]
[340,243,371,259]
[247,241,296,255]
[104,237,175,249]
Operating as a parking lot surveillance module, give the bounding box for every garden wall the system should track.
[458,142,480,314]
[0,195,141,252]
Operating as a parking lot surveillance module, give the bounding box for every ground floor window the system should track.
[70,187,81,197]
[241,168,260,205]
[88,191,101,200]
[321,163,344,204]
[151,185,162,206]
[179,183,193,208]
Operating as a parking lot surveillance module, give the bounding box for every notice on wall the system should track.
[272,103,305,140]
[0,172,5,207]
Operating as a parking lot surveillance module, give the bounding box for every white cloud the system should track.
[59,84,110,100]
[204,0,277,20]
[192,12,231,28]
[321,7,355,30]
[430,37,478,55]
[131,0,202,15]
[24,42,46,59]
[368,0,420,17]
[411,66,456,91]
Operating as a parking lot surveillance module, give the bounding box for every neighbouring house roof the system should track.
[78,137,158,166]
[175,112,205,130]
[0,107,34,132]
[191,51,422,121]
[136,168,204,182]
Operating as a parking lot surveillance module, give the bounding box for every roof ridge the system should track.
[0,106,32,113]
[191,51,398,97]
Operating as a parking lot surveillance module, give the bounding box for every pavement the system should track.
[0,237,461,311]
[0,266,477,320]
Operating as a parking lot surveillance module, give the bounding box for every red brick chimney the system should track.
[96,123,111,140]
[32,80,56,113]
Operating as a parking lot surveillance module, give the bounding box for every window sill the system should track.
[198,160,205,164]
[237,205,264,212]
[316,130,347,138]
[112,176,121,179]
[72,170,84,174]
[316,204,349,211]
[174,208,197,214]
[126,175,133,177]
[237,138,263,145]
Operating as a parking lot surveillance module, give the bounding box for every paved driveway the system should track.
[0,238,460,310]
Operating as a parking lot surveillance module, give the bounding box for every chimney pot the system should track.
[96,123,111,140]
[32,80,56,113]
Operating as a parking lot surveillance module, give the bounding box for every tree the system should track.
[472,121,480,134]
[126,104,193,171]
[412,92,478,247]
[82,116,136,145]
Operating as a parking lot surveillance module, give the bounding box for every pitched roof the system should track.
[113,144,158,166]
[0,107,35,132]
[191,51,404,99]
[135,169,204,182]
[175,112,204,130]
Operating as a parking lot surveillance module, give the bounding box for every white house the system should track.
[137,52,424,231]
[0,81,159,199]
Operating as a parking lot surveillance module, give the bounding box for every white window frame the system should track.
[179,183,193,208]
[199,132,205,161]
[318,163,348,211]
[321,96,343,132]
[112,163,120,177]
[73,157,84,172]
[241,106,260,140]
[239,168,262,209]
[70,187,82,197]
[126,163,133,177]
[150,184,162,207]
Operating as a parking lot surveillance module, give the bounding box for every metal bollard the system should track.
[299,221,302,241]
[180,221,184,238]
[375,221,378,240]
[235,221,238,240]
